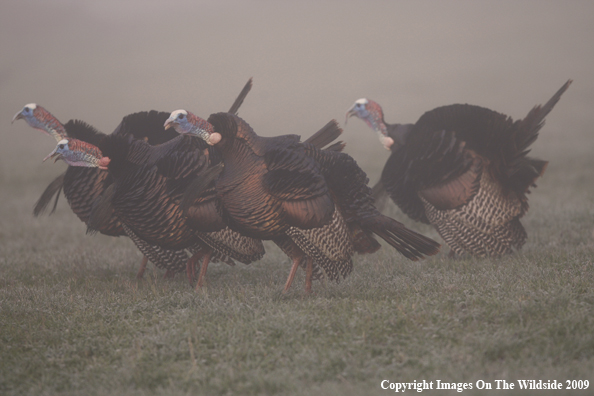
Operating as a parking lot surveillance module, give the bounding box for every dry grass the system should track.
[1,148,593,395]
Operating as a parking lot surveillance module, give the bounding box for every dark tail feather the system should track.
[87,183,117,235]
[50,185,62,214]
[361,215,441,261]
[507,81,569,191]
[529,158,548,179]
[508,157,549,193]
[516,79,572,153]
[180,163,225,215]
[304,119,343,149]
[371,179,390,212]
[324,142,345,152]
[350,225,382,254]
[228,78,253,115]
[529,79,572,127]
[33,172,65,217]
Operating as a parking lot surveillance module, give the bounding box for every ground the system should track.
[1,149,593,395]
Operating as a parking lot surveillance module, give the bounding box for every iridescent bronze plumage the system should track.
[347,80,572,256]
[177,112,440,292]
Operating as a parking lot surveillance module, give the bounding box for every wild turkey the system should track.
[42,129,266,289]
[12,78,254,277]
[15,104,195,278]
[345,80,572,257]
[163,111,441,292]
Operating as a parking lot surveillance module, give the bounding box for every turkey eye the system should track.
[178,114,185,120]
[59,144,65,149]
[24,107,30,112]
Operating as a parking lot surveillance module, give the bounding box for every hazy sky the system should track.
[2,0,593,181]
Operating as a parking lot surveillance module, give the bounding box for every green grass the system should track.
[1,160,594,395]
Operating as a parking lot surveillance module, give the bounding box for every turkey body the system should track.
[90,132,265,280]
[364,80,572,256]
[61,112,180,234]
[201,113,440,286]
[37,112,192,273]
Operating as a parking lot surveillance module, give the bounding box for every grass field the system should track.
[1,139,593,396]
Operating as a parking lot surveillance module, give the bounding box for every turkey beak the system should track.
[345,106,358,126]
[43,148,61,163]
[163,118,175,130]
[11,111,24,124]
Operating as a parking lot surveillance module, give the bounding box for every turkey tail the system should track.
[33,172,65,216]
[324,141,345,152]
[528,158,548,179]
[509,157,549,191]
[304,119,343,149]
[63,120,104,146]
[180,163,225,214]
[515,79,572,154]
[360,215,441,260]
[507,80,569,194]
[228,78,253,115]
[110,111,179,146]
[87,183,117,235]
[350,225,382,254]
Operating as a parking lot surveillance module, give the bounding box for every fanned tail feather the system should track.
[324,142,345,152]
[304,119,343,149]
[34,172,65,216]
[529,158,548,178]
[507,80,570,198]
[515,79,572,154]
[360,215,441,260]
[349,225,382,254]
[228,78,253,115]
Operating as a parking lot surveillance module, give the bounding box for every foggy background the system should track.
[1,0,593,197]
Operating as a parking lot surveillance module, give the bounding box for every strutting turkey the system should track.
[43,129,266,289]
[13,104,188,277]
[163,111,441,292]
[12,78,254,278]
[345,80,572,257]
